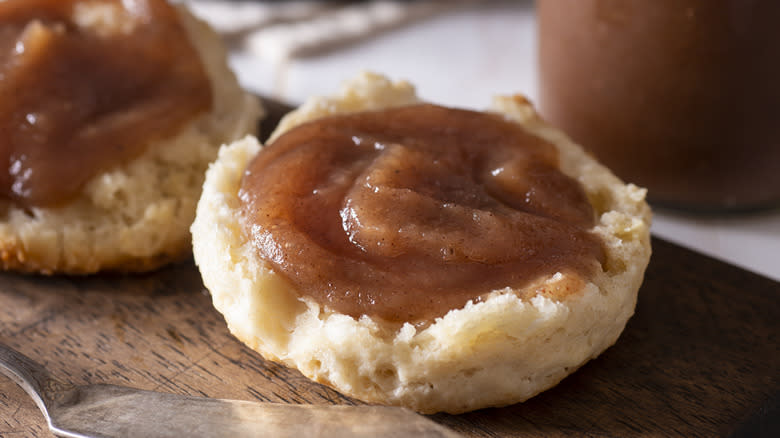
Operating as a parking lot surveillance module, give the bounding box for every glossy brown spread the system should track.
[0,0,212,207]
[239,104,605,324]
[538,0,780,210]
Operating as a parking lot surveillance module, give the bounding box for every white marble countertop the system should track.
[224,0,780,282]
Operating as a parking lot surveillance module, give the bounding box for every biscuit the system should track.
[0,3,262,274]
[192,72,651,414]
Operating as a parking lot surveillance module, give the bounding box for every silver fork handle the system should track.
[0,343,71,417]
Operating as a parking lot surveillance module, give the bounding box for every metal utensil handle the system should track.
[0,343,69,417]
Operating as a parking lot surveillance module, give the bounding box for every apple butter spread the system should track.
[0,0,212,207]
[239,104,606,324]
[538,0,780,210]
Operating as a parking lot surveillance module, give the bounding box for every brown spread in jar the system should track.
[0,0,212,207]
[538,0,780,210]
[239,104,605,324]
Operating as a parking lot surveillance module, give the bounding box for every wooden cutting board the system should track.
[1,237,778,437]
[1,99,778,436]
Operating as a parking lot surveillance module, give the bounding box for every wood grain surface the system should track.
[1,237,778,437]
[1,92,778,438]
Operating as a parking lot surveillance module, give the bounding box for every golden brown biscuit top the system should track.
[239,104,605,325]
[0,0,212,207]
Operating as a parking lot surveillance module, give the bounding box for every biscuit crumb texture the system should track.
[0,5,262,274]
[192,72,652,414]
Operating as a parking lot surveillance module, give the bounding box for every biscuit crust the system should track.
[192,72,651,414]
[0,4,262,274]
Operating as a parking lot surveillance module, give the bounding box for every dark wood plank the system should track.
[3,96,778,436]
[1,238,778,437]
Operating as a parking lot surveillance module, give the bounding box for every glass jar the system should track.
[537,0,780,211]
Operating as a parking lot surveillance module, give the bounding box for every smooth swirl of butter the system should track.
[239,104,604,324]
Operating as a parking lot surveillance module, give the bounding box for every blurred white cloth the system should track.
[183,0,474,60]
